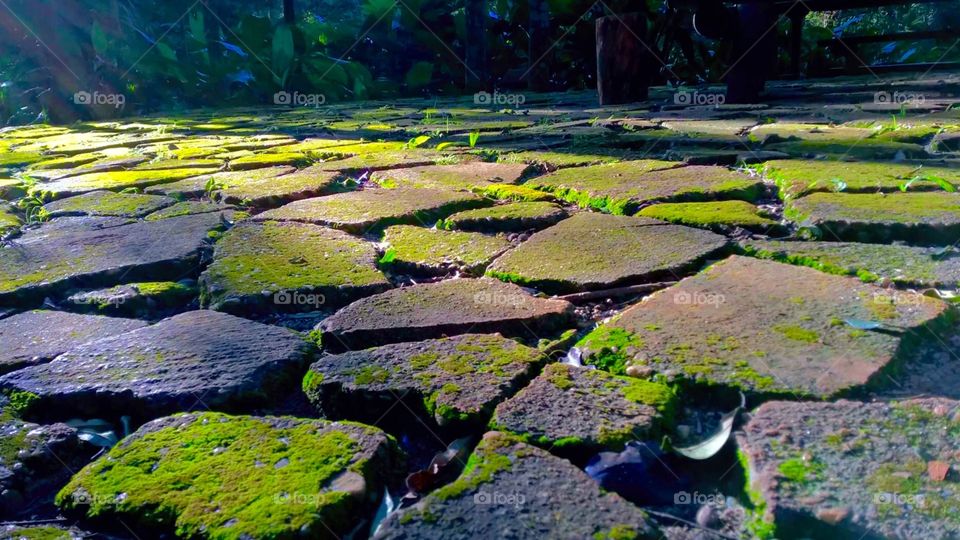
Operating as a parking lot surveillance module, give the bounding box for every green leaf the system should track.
[435,141,459,151]
[188,10,206,44]
[407,135,431,148]
[404,61,434,88]
[91,21,109,56]
[927,175,956,193]
[271,23,296,86]
[156,42,177,62]
[468,131,480,148]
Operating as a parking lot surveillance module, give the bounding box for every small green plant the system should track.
[468,131,481,148]
[203,177,225,200]
[17,195,49,224]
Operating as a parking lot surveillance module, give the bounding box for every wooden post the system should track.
[596,13,653,105]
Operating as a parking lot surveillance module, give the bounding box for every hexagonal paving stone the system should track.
[737,398,960,539]
[34,167,221,200]
[0,213,223,305]
[214,164,346,207]
[375,431,658,540]
[636,200,785,234]
[763,160,957,199]
[145,166,296,199]
[441,201,567,232]
[371,162,531,191]
[57,412,399,539]
[577,256,950,397]
[43,190,176,219]
[786,192,960,245]
[490,363,675,456]
[254,188,488,234]
[0,310,148,375]
[200,221,391,313]
[741,239,960,287]
[0,310,314,419]
[525,162,763,214]
[304,334,544,428]
[486,213,729,294]
[318,278,574,351]
[380,225,512,275]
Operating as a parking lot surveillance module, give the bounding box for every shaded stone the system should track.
[43,190,176,218]
[143,200,234,221]
[0,310,314,420]
[34,167,221,200]
[64,281,197,318]
[304,334,544,428]
[741,239,960,287]
[578,256,949,397]
[486,213,729,294]
[441,202,567,232]
[0,203,21,237]
[636,201,786,234]
[318,278,574,351]
[215,164,345,207]
[57,412,399,539]
[786,192,960,245]
[763,160,958,199]
[526,162,763,214]
[375,431,657,540]
[0,310,148,375]
[0,213,223,305]
[371,162,531,191]
[255,188,487,234]
[381,225,512,275]
[200,221,391,313]
[145,166,296,199]
[766,139,927,160]
[491,363,675,455]
[737,398,960,539]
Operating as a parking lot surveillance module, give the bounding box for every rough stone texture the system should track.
[0,310,314,420]
[742,239,960,287]
[144,200,234,221]
[304,334,544,428]
[0,213,222,305]
[43,190,176,218]
[441,202,567,232]
[215,164,345,207]
[487,213,729,294]
[64,281,197,318]
[0,401,98,518]
[35,167,221,199]
[145,166,295,199]
[636,201,786,234]
[255,188,488,234]
[57,412,399,540]
[318,278,574,351]
[0,203,22,237]
[381,225,512,275]
[578,256,950,397]
[763,159,959,199]
[491,363,675,454]
[371,162,531,191]
[525,162,763,214]
[200,221,390,313]
[0,310,148,375]
[375,431,658,540]
[787,192,960,245]
[738,398,960,540]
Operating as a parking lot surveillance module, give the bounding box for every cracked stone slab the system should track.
[318,278,574,351]
[143,200,234,221]
[34,167,221,200]
[491,363,675,455]
[525,162,763,214]
[371,162,531,191]
[0,213,222,305]
[145,166,296,199]
[737,398,960,540]
[57,412,399,539]
[578,256,950,397]
[0,310,148,375]
[64,281,197,318]
[304,334,544,428]
[214,164,345,207]
[254,188,488,234]
[741,239,960,287]
[763,160,958,199]
[0,310,314,420]
[636,200,785,234]
[486,213,729,294]
[380,225,512,275]
[440,202,567,232]
[43,190,176,219]
[786,192,960,245]
[200,221,391,314]
[375,431,658,540]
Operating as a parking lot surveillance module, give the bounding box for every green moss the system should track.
[620,378,675,415]
[737,449,777,539]
[577,326,644,375]
[432,435,516,501]
[546,363,574,390]
[773,324,819,343]
[637,200,780,231]
[45,191,171,217]
[4,390,39,417]
[778,457,825,483]
[354,365,391,385]
[380,225,510,274]
[478,184,555,202]
[786,191,960,227]
[1,527,72,540]
[56,412,374,539]
[302,370,324,395]
[592,524,638,540]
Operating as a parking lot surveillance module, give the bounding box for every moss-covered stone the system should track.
[255,187,488,234]
[146,166,295,199]
[476,184,556,202]
[0,202,22,237]
[200,220,390,313]
[32,167,221,200]
[305,334,544,428]
[214,165,346,208]
[766,139,927,160]
[56,412,399,539]
[227,152,312,170]
[637,200,785,234]
[143,201,234,221]
[372,162,530,191]
[441,201,567,232]
[786,191,960,245]
[762,160,956,199]
[578,256,950,398]
[0,178,26,200]
[65,281,197,317]
[491,363,675,455]
[486,213,729,294]
[43,190,176,218]
[381,225,512,275]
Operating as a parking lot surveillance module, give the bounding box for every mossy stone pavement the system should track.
[2,75,960,538]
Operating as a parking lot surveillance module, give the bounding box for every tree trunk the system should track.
[595,13,653,105]
[527,0,550,91]
[283,0,296,24]
[464,0,488,89]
